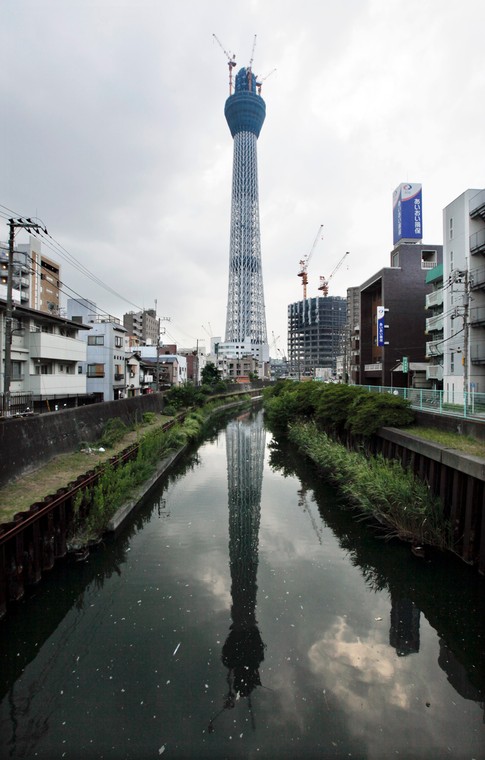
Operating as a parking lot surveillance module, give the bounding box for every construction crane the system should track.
[248,34,257,71]
[213,33,237,95]
[256,68,277,95]
[318,251,350,297]
[298,224,324,299]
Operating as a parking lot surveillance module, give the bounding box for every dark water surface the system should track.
[0,409,484,759]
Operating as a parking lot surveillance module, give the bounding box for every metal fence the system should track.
[363,385,485,420]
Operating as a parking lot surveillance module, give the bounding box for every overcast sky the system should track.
[1,0,484,354]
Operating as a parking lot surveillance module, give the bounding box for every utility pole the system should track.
[3,218,47,416]
[463,269,469,398]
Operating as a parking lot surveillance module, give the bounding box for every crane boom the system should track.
[249,34,257,69]
[213,33,237,95]
[318,251,350,297]
[298,224,324,299]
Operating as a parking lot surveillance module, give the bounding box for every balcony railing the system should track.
[469,188,485,218]
[364,363,382,372]
[426,364,443,381]
[470,343,485,364]
[470,267,485,290]
[470,227,485,253]
[426,314,444,333]
[425,289,444,309]
[426,339,444,358]
[470,306,485,326]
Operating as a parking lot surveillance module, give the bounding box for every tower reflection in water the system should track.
[209,410,266,732]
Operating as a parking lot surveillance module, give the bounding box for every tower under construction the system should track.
[219,62,269,371]
[288,295,347,379]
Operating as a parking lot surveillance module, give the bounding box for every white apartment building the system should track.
[0,299,88,412]
[442,189,485,398]
[67,299,128,401]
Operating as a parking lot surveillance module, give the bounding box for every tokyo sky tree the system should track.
[223,66,268,360]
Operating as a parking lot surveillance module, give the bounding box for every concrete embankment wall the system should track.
[0,394,165,488]
[0,384,267,488]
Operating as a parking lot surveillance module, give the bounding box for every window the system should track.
[449,217,453,240]
[12,361,23,381]
[88,335,104,345]
[421,250,437,269]
[114,364,124,381]
[450,353,454,373]
[115,336,123,348]
[87,363,105,378]
[78,365,83,374]
[35,362,53,375]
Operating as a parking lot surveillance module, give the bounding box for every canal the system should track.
[0,408,484,759]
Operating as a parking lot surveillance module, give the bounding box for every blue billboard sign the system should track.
[393,183,422,245]
[377,306,385,347]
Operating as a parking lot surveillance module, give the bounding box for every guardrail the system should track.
[363,385,485,420]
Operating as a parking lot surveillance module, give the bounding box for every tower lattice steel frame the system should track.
[223,67,268,359]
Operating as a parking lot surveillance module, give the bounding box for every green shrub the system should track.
[99,417,129,448]
[347,393,414,436]
[142,412,157,424]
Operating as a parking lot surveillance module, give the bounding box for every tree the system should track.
[201,361,222,386]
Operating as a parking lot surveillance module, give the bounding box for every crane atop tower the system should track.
[213,33,237,95]
[318,251,350,297]
[256,68,277,95]
[298,224,324,299]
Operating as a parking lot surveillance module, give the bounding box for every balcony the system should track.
[426,340,444,358]
[28,374,87,395]
[28,332,86,362]
[470,228,485,254]
[426,289,444,309]
[426,364,443,382]
[426,314,444,333]
[114,373,125,382]
[470,306,485,326]
[470,267,485,290]
[364,363,382,372]
[470,343,485,364]
[469,189,485,219]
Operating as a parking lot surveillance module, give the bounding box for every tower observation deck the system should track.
[221,67,269,370]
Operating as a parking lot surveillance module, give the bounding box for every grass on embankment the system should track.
[402,426,485,459]
[289,421,453,551]
[0,414,173,524]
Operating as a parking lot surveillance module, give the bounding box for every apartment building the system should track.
[1,236,61,314]
[359,242,442,388]
[0,299,88,413]
[442,188,485,396]
[123,309,159,346]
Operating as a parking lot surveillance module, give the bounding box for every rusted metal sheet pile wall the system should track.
[0,443,143,618]
[374,428,485,574]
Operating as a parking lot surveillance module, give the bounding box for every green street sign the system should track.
[402,356,409,373]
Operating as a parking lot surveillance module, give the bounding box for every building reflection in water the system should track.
[389,594,420,656]
[209,410,266,732]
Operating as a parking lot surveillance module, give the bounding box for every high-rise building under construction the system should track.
[219,64,269,372]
